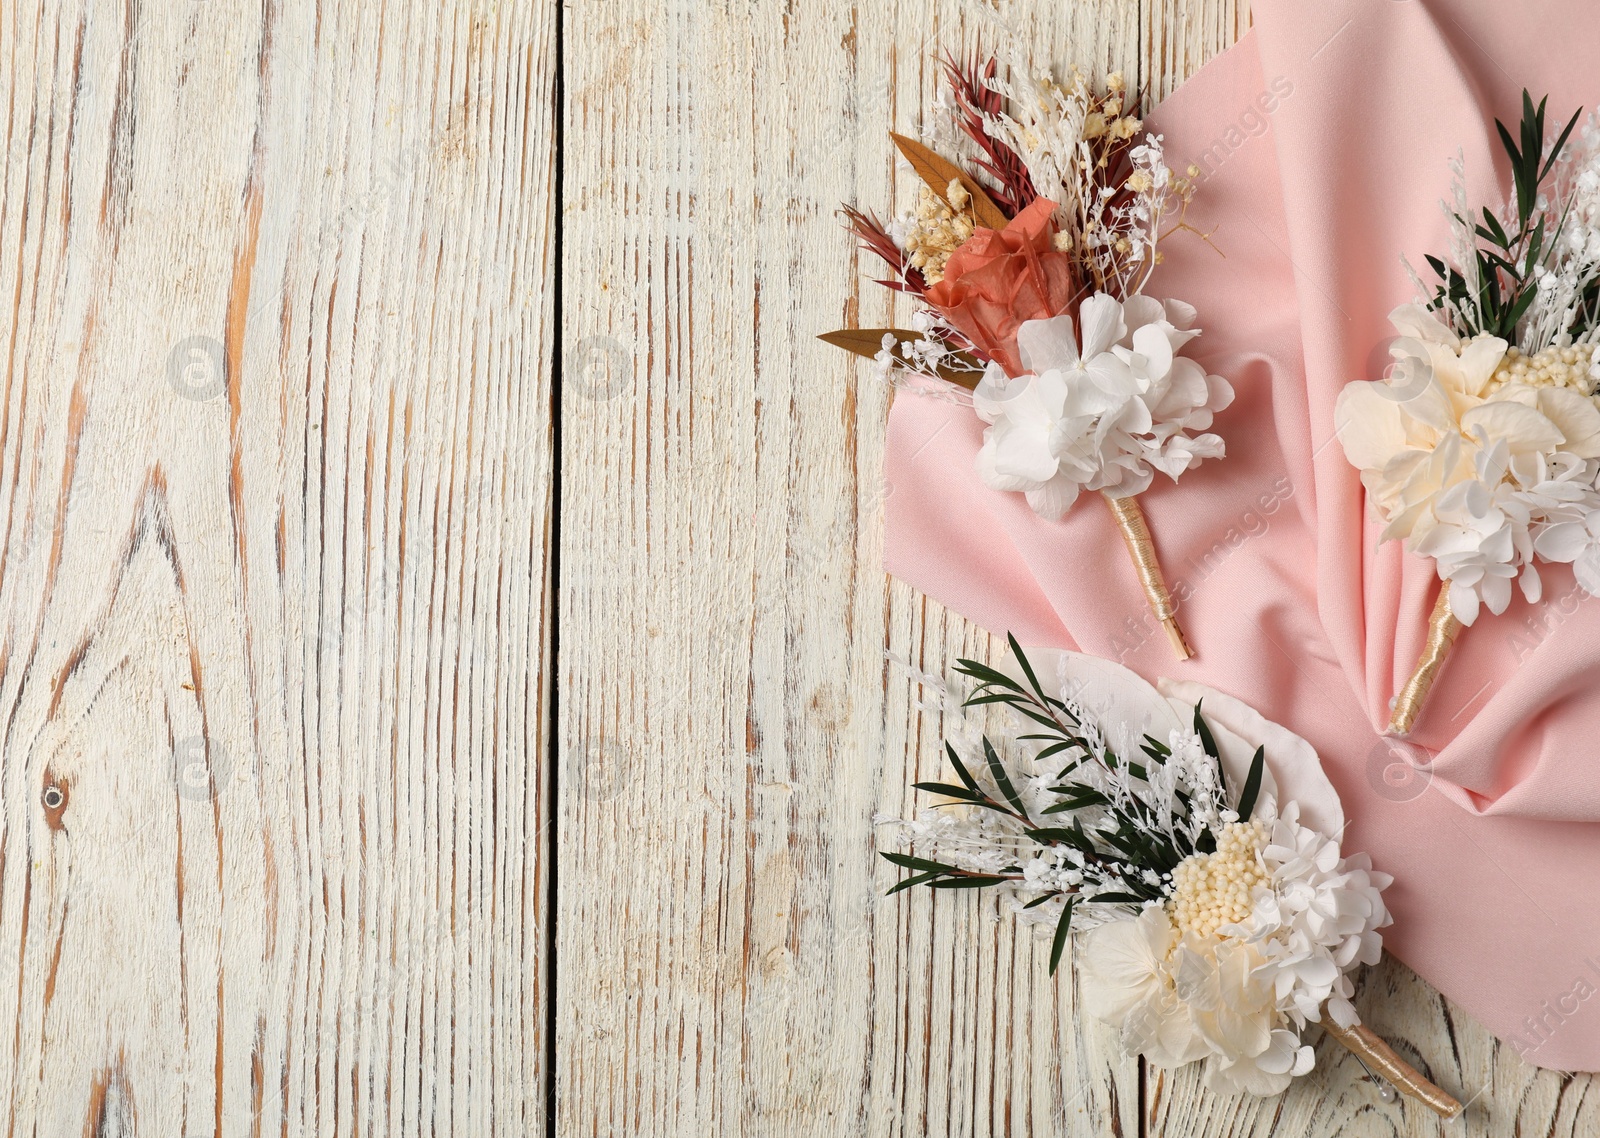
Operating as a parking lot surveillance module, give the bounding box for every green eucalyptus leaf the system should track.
[886,871,943,895]
[1048,897,1077,975]
[1237,744,1267,821]
[983,737,1029,819]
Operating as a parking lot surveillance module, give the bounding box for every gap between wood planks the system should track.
[546,2,568,1135]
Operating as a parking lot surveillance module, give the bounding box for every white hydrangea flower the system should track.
[1536,506,1600,591]
[972,292,1232,520]
[1337,304,1600,624]
[1244,802,1393,1031]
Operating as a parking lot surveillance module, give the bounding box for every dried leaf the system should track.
[889,132,1010,231]
[817,328,982,390]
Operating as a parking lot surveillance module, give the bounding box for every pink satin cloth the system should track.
[883,0,1600,1070]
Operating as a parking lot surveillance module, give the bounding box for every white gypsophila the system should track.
[971,294,1232,519]
[977,57,1187,298]
[1336,304,1600,624]
[1084,136,1176,296]
[1519,113,1600,355]
[871,314,987,402]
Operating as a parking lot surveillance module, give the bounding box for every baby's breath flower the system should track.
[898,183,976,285]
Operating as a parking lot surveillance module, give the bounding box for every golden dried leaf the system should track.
[818,328,982,390]
[889,133,1010,232]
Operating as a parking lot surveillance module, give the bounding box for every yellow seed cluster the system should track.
[1169,820,1269,940]
[1487,342,1599,400]
[904,180,976,285]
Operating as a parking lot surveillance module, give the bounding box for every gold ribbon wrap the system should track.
[1103,492,1193,661]
[1325,1019,1463,1119]
[1387,583,1462,737]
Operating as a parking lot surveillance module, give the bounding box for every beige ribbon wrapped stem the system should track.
[1103,492,1193,661]
[1324,1017,1463,1119]
[1388,582,1462,737]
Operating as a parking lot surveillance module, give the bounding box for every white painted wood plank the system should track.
[558,2,1144,1135]
[0,1,557,1133]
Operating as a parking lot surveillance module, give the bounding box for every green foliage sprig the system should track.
[1426,90,1582,340]
[882,637,1265,974]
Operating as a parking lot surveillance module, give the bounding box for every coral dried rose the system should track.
[923,196,1079,378]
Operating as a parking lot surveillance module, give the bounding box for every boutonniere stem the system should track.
[1105,492,1191,660]
[1388,584,1462,736]
[1325,1019,1463,1118]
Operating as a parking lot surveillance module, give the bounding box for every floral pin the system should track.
[823,53,1231,660]
[1337,92,1600,734]
[879,638,1461,1115]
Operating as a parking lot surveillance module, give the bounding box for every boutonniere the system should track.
[879,638,1460,1116]
[824,53,1232,660]
[1337,92,1600,733]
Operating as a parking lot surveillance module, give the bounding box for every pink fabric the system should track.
[883,1,1600,1069]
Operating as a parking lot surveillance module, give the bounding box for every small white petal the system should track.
[1448,579,1481,625]
[1078,293,1128,359]
[1536,521,1590,563]
[1016,314,1083,376]
[1025,475,1080,520]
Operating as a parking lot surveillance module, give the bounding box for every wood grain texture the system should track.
[3,0,1591,1134]
[0,1,557,1135]
[557,2,1144,1134]
[560,0,1600,1136]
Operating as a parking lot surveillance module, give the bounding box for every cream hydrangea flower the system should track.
[1206,1028,1316,1096]
[1081,907,1212,1068]
[1081,802,1391,1096]
[972,292,1232,520]
[1336,304,1600,623]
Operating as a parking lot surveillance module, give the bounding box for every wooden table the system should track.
[1,0,1594,1134]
